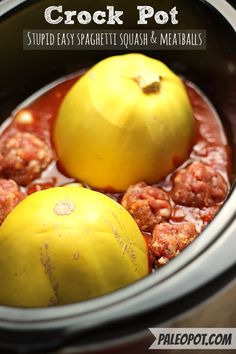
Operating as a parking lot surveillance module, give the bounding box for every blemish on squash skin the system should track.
[122,243,127,254]
[73,253,80,261]
[39,243,59,306]
[54,199,75,216]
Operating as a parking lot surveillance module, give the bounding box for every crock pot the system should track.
[0,0,236,353]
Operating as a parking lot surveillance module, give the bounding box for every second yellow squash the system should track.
[54,54,195,191]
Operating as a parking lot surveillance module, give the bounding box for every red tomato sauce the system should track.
[0,72,231,269]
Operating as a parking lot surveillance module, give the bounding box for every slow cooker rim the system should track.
[0,0,235,331]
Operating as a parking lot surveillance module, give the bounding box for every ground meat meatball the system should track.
[121,182,171,232]
[0,179,25,224]
[150,222,198,267]
[171,161,228,208]
[0,132,53,186]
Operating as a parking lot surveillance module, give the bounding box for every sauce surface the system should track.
[0,72,230,268]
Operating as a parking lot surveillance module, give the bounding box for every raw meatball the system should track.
[150,222,197,266]
[0,132,53,186]
[0,179,25,224]
[143,233,156,271]
[171,161,228,208]
[121,182,171,232]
